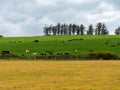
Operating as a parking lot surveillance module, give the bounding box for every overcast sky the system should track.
[0,0,119,36]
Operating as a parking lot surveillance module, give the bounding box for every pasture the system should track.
[0,35,120,57]
[0,60,120,90]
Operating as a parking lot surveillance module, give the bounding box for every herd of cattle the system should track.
[1,39,119,59]
[2,38,118,54]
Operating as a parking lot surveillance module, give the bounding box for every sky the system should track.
[0,0,120,37]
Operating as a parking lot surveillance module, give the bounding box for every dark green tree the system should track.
[80,24,85,35]
[95,22,109,35]
[44,26,51,36]
[115,26,120,35]
[76,25,80,35]
[72,24,76,35]
[95,22,102,35]
[61,24,64,35]
[69,24,72,35]
[87,24,94,35]
[57,23,61,35]
[101,23,109,35]
[52,26,57,35]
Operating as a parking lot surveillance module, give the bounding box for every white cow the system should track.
[33,52,38,60]
[25,49,30,54]
[33,52,38,56]
[74,49,78,52]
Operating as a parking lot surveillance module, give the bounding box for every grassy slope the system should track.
[0,60,120,90]
[0,35,120,55]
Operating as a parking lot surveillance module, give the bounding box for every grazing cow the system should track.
[33,52,38,56]
[68,39,73,41]
[18,41,22,43]
[89,50,94,52]
[25,49,30,54]
[21,54,24,56]
[34,40,39,42]
[32,52,38,60]
[45,51,53,55]
[1,51,10,55]
[64,53,70,55]
[111,45,115,47]
[41,53,46,56]
[56,53,63,55]
[104,39,109,44]
[73,49,78,52]
[80,38,83,40]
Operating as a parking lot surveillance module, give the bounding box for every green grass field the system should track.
[0,35,120,56]
[0,60,120,90]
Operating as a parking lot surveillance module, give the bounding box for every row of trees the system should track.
[44,22,110,36]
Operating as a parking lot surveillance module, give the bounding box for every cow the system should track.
[1,51,10,55]
[104,39,109,44]
[89,50,94,52]
[33,52,38,56]
[34,40,39,42]
[25,49,31,54]
[73,49,78,52]
[32,52,38,60]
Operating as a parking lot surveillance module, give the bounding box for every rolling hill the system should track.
[0,35,120,59]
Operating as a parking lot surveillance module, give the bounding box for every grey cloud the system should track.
[105,0,120,9]
[0,0,119,36]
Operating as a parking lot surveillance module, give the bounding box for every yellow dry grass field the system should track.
[0,60,120,90]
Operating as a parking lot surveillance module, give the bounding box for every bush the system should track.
[88,52,97,59]
[0,52,119,60]
[0,35,3,38]
[87,52,120,60]
[97,52,112,60]
[0,54,20,59]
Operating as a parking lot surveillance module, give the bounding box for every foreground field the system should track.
[0,60,120,90]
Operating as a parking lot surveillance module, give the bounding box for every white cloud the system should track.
[39,16,55,25]
[35,0,57,7]
[87,10,120,22]
[66,0,95,4]
[87,10,120,34]
[97,2,115,10]
[0,23,21,36]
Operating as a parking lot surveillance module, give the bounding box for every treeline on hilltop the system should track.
[44,22,120,36]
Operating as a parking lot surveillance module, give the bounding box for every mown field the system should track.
[0,60,120,90]
[0,35,120,56]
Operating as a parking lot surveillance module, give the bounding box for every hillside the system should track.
[0,35,120,57]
